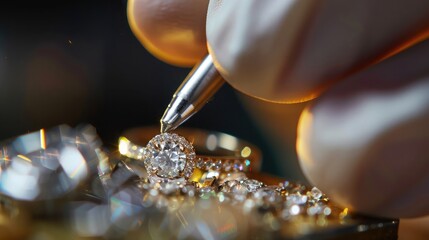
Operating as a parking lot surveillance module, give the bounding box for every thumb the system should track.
[297,39,429,218]
[127,0,209,67]
[206,0,429,103]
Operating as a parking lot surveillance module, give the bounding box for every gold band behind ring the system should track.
[118,127,262,173]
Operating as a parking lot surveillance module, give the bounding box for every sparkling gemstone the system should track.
[310,187,323,200]
[223,160,232,171]
[144,133,195,178]
[196,158,205,169]
[220,180,240,193]
[252,186,282,203]
[213,159,222,171]
[286,193,308,205]
[218,172,247,185]
[241,179,264,192]
[231,183,249,195]
[205,159,214,170]
[0,125,101,201]
[183,160,196,178]
[307,204,323,216]
[220,179,262,195]
[279,181,291,189]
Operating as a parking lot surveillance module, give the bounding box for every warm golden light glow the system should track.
[161,30,194,44]
[189,167,204,183]
[240,146,252,158]
[40,129,46,150]
[296,107,314,167]
[1,147,9,161]
[17,154,31,162]
[127,0,200,67]
[377,28,429,63]
[339,208,349,219]
[118,137,131,155]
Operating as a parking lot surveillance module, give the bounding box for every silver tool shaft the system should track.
[160,55,224,133]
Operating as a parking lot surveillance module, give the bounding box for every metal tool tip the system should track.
[160,122,173,133]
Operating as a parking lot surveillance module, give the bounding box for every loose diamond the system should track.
[213,159,222,171]
[310,187,323,200]
[144,133,195,178]
[218,172,247,185]
[220,179,263,195]
[196,158,205,169]
[253,186,282,203]
[241,179,264,192]
[205,159,214,170]
[223,160,232,171]
[231,183,249,195]
[220,180,240,193]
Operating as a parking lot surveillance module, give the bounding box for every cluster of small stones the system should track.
[195,157,250,172]
[143,133,196,179]
[121,140,145,160]
[136,133,343,221]
[138,174,341,221]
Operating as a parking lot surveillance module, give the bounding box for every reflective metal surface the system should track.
[161,55,224,132]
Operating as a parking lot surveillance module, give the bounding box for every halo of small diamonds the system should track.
[143,133,196,179]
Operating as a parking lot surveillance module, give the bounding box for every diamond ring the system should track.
[118,127,261,181]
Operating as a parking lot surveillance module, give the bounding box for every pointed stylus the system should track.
[160,55,224,133]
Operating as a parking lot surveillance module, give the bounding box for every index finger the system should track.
[128,0,209,67]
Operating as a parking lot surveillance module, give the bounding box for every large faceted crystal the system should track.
[144,133,195,178]
[0,124,102,200]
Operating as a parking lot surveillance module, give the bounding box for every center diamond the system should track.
[144,133,195,178]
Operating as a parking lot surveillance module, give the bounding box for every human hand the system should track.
[127,0,429,228]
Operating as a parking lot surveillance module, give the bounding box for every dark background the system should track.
[0,1,299,177]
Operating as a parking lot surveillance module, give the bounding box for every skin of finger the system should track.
[297,39,429,218]
[206,0,429,103]
[127,0,209,67]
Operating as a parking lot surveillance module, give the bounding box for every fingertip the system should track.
[206,0,429,103]
[297,41,429,218]
[127,0,209,67]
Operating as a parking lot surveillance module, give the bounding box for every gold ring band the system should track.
[118,127,262,180]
